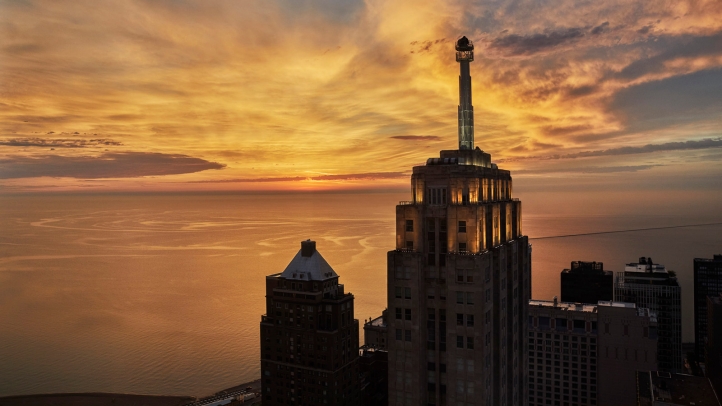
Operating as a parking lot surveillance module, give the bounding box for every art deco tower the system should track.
[386,37,531,406]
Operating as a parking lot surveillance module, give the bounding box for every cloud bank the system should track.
[0,152,225,179]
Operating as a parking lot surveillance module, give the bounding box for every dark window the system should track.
[456,291,464,304]
[395,308,402,319]
[467,314,474,327]
[467,337,474,349]
[440,363,446,372]
[405,287,411,299]
[458,221,467,233]
[406,220,414,232]
[396,329,402,340]
[405,309,412,320]
[406,241,413,250]
[405,330,412,342]
[459,242,467,252]
[457,313,464,325]
[395,287,402,299]
[428,308,435,320]
[457,335,464,348]
[466,292,474,305]
[428,362,435,371]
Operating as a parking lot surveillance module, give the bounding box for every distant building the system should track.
[707,293,722,397]
[386,36,531,406]
[636,370,721,406]
[363,309,387,350]
[528,299,657,406]
[614,257,682,372]
[694,255,722,359]
[260,240,359,406]
[560,261,613,304]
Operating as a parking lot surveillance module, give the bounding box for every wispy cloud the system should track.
[390,135,442,141]
[0,138,122,148]
[187,172,406,183]
[500,138,722,162]
[488,27,586,56]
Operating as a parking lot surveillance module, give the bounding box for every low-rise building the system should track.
[363,309,387,350]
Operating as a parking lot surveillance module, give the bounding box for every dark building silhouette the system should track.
[385,36,531,406]
[694,255,722,359]
[260,240,359,406]
[359,346,388,406]
[707,293,722,397]
[560,261,613,304]
[614,257,682,372]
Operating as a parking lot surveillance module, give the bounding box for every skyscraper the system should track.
[694,254,722,359]
[260,240,360,406]
[614,257,682,372]
[386,36,532,406]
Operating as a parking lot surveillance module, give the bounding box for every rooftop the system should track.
[278,240,338,281]
[638,371,721,406]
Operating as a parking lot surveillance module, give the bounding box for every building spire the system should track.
[455,36,474,150]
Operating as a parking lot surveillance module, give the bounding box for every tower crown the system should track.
[455,36,474,62]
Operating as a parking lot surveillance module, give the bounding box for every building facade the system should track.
[560,261,613,304]
[260,240,360,406]
[614,257,682,372]
[528,300,657,406]
[694,255,722,359]
[386,36,532,406]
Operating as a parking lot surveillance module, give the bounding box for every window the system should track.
[395,308,402,319]
[406,241,413,250]
[395,287,402,299]
[405,330,412,342]
[396,329,402,340]
[428,362,435,371]
[405,309,412,321]
[467,314,474,327]
[457,313,464,325]
[467,337,474,349]
[459,242,467,252]
[405,287,411,299]
[456,291,464,304]
[406,220,414,232]
[458,221,467,233]
[428,308,436,320]
[457,335,464,348]
[466,292,474,305]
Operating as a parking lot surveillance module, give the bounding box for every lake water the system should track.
[1,192,721,397]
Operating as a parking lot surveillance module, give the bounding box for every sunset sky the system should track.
[1,0,722,200]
